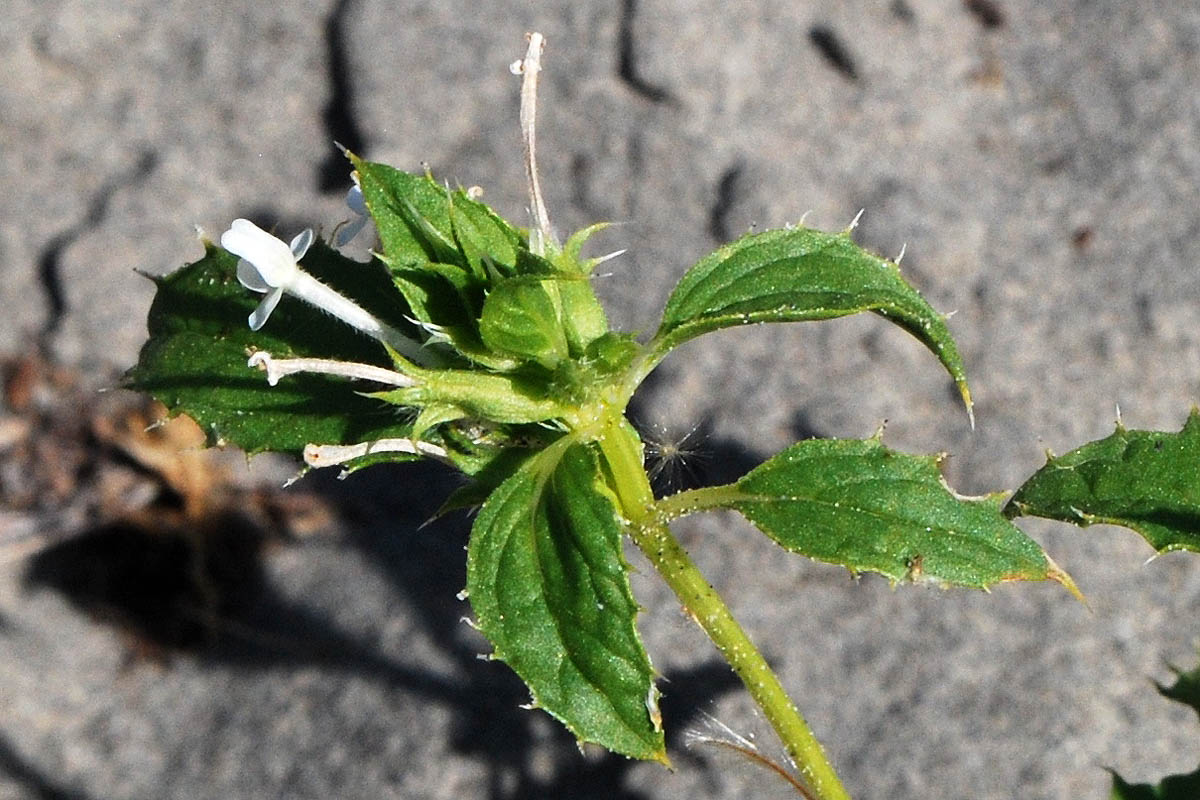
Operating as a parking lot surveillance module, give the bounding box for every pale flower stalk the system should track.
[247,351,417,388]
[512,32,558,255]
[303,438,449,469]
[222,218,430,365]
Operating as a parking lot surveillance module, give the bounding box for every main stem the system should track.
[595,417,851,800]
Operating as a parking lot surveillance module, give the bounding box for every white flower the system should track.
[222,218,431,365]
[225,219,313,330]
[335,174,370,246]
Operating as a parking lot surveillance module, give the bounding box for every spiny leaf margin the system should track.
[661,436,1077,593]
[652,226,972,416]
[1006,410,1200,554]
[465,441,666,762]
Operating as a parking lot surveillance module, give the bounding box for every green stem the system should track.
[653,484,747,521]
[595,417,851,800]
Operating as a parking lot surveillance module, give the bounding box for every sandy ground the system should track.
[2,1,1199,798]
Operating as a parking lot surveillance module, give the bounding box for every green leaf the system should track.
[479,279,570,369]
[556,277,610,354]
[353,156,525,275]
[661,437,1077,592]
[466,442,666,763]
[357,160,461,267]
[514,248,558,277]
[449,194,522,278]
[390,262,478,328]
[126,240,417,456]
[386,262,519,369]
[1110,651,1200,800]
[653,227,972,414]
[1006,411,1200,554]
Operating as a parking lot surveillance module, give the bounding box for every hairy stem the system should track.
[594,418,851,800]
[653,483,747,521]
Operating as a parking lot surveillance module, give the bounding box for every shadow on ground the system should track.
[21,449,753,798]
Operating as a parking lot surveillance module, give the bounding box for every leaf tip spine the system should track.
[1047,554,1087,607]
[133,268,161,286]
